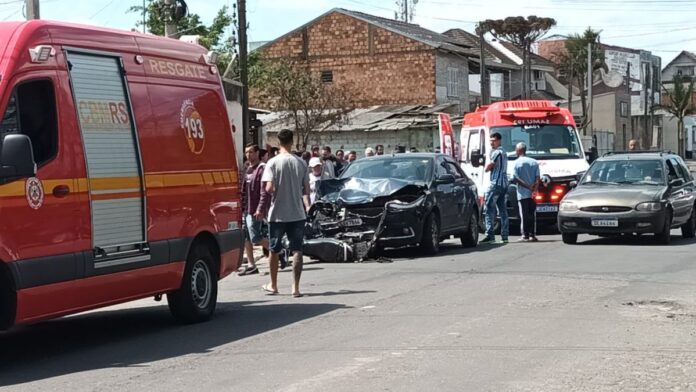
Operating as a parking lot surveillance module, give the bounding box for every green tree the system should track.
[251,58,353,150]
[477,16,557,99]
[661,74,695,157]
[128,1,234,71]
[553,28,604,132]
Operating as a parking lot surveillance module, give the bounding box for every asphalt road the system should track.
[2,231,696,391]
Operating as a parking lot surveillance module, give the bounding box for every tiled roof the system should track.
[498,41,556,69]
[442,28,517,68]
[337,9,479,57]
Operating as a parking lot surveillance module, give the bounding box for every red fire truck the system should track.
[460,100,590,229]
[0,20,243,329]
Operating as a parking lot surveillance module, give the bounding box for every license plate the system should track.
[536,204,559,213]
[591,218,619,227]
[340,218,363,227]
[354,241,370,260]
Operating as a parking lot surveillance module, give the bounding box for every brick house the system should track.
[251,9,480,153]
[254,8,477,112]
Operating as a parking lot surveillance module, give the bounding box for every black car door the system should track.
[444,157,471,231]
[434,157,456,231]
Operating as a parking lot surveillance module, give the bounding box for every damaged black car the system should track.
[304,153,480,262]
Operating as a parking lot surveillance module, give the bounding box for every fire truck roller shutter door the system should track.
[67,51,146,250]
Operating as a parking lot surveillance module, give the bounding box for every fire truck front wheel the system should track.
[168,242,219,324]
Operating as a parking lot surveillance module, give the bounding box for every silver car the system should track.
[558,152,696,245]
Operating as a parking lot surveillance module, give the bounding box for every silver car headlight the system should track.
[635,202,662,212]
[560,201,578,212]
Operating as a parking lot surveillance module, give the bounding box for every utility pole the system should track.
[26,0,39,19]
[163,0,177,38]
[627,62,633,140]
[567,57,573,113]
[238,0,250,147]
[587,42,593,137]
[404,0,408,21]
[142,0,146,34]
[478,28,488,105]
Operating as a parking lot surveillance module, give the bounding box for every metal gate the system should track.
[67,50,146,253]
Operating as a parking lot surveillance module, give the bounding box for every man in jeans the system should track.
[259,129,311,297]
[512,142,540,242]
[481,132,510,244]
[239,144,270,276]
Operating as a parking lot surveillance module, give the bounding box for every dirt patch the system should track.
[621,300,696,320]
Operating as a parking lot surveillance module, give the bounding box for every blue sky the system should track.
[3,0,694,64]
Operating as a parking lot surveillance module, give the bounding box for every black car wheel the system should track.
[681,205,696,239]
[655,211,672,245]
[460,211,479,248]
[562,232,578,244]
[420,213,440,255]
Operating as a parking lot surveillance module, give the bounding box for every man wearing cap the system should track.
[308,157,323,204]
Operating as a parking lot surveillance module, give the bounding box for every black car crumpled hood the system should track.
[318,177,426,205]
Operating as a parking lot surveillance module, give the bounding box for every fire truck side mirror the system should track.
[0,134,36,181]
[470,149,484,168]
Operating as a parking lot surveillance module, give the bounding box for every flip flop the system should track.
[293,292,303,298]
[262,284,278,295]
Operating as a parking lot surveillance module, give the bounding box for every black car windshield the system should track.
[493,124,582,160]
[340,157,432,182]
[581,159,665,185]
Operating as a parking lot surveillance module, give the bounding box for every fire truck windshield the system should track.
[493,124,583,160]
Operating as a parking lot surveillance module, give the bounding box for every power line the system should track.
[90,0,118,20]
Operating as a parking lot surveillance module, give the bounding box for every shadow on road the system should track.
[578,233,696,247]
[0,300,349,386]
[384,241,506,260]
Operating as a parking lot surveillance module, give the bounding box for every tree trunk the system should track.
[678,118,684,158]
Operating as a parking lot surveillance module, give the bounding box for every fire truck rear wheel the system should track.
[167,243,219,324]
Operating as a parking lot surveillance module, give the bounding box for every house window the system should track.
[676,66,694,77]
[620,101,628,117]
[447,67,459,97]
[321,70,333,83]
[533,70,542,80]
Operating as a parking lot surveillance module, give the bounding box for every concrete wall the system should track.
[435,52,470,113]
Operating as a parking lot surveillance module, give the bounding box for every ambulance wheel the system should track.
[168,243,218,324]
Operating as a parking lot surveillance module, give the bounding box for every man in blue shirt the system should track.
[512,142,540,242]
[481,132,510,244]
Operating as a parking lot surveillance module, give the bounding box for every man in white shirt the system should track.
[308,157,323,204]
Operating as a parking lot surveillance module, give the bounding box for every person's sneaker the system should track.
[529,236,539,242]
[501,238,509,244]
[279,249,288,270]
[517,237,530,242]
[237,265,259,276]
[480,236,496,245]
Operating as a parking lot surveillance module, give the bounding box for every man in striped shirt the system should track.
[481,132,510,244]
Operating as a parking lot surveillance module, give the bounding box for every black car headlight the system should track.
[386,195,426,212]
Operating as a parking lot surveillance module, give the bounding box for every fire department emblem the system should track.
[25,177,44,210]
[180,99,205,155]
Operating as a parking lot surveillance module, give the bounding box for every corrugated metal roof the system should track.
[259,103,462,134]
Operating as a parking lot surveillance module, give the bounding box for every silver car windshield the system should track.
[493,124,582,160]
[581,159,665,186]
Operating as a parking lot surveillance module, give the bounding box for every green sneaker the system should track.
[480,236,496,245]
